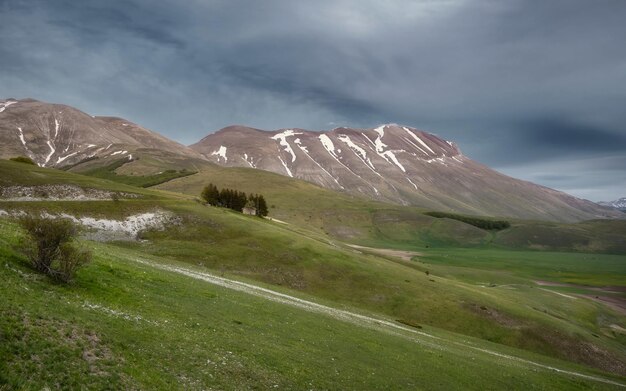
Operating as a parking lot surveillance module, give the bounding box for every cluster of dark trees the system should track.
[425,211,510,231]
[201,183,268,217]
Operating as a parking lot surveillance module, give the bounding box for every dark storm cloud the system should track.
[1,0,625,200]
[521,120,626,154]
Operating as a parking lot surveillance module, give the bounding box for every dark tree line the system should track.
[425,211,510,231]
[201,183,268,217]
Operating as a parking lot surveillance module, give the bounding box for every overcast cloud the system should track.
[1,0,625,201]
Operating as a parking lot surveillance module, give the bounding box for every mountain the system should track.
[190,124,621,222]
[2,98,620,222]
[0,98,200,168]
[598,197,626,212]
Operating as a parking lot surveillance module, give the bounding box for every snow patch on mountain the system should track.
[386,152,406,172]
[17,127,27,148]
[271,129,301,163]
[374,125,386,137]
[598,197,626,211]
[54,118,60,138]
[277,155,293,177]
[295,138,343,188]
[211,145,228,162]
[425,157,448,166]
[293,138,309,153]
[44,140,55,166]
[319,134,336,156]
[402,136,429,156]
[364,129,407,172]
[242,153,256,168]
[319,134,381,193]
[57,152,78,164]
[403,127,435,155]
[16,126,36,163]
[0,100,17,113]
[337,135,379,174]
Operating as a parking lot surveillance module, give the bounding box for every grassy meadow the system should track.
[0,159,625,389]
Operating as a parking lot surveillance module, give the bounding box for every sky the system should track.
[1,0,625,201]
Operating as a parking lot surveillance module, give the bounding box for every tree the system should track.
[248,194,268,217]
[257,195,268,217]
[232,190,247,212]
[19,216,91,283]
[202,184,268,216]
[201,183,220,205]
[219,188,231,208]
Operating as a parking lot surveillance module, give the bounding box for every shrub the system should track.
[9,156,36,165]
[19,216,91,282]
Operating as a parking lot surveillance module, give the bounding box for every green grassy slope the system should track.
[1,159,625,383]
[80,158,196,188]
[0,159,181,200]
[155,165,626,253]
[1,221,624,390]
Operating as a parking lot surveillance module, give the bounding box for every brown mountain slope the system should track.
[190,124,621,222]
[1,98,618,222]
[0,98,201,168]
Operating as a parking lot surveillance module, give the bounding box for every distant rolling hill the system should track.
[191,124,620,222]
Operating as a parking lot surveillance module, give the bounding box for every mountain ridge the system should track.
[1,98,621,222]
[190,124,620,222]
[599,197,626,211]
[0,98,201,168]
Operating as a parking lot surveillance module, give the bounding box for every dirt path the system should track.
[536,280,626,294]
[580,294,626,316]
[539,288,578,300]
[131,257,625,388]
[347,244,422,261]
[535,280,626,315]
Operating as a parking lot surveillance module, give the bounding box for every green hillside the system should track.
[2,224,623,390]
[1,159,625,388]
[155,164,626,253]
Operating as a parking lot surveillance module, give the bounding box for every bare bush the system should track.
[19,215,92,282]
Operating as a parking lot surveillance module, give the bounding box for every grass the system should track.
[418,248,626,287]
[0,159,165,199]
[1,159,625,387]
[102,202,626,375]
[156,165,626,254]
[1,220,624,390]
[81,157,197,188]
